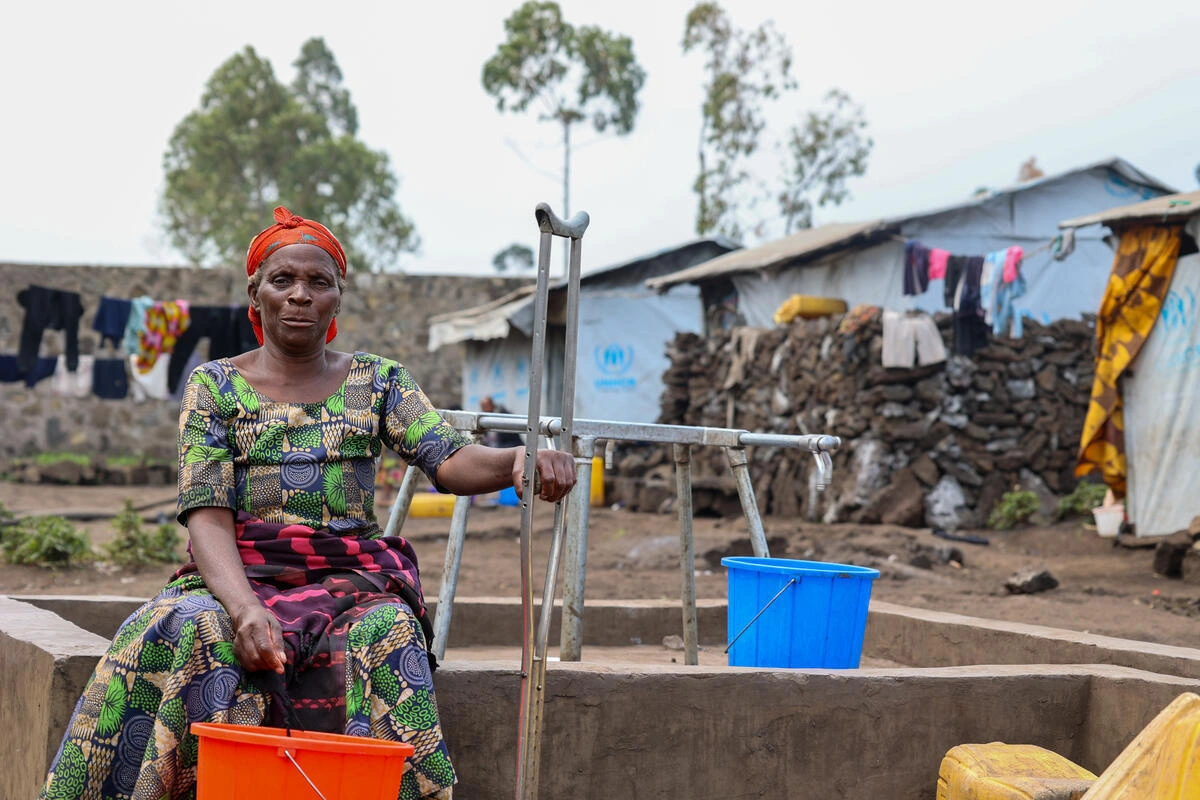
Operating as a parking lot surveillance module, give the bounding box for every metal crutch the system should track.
[516,202,588,800]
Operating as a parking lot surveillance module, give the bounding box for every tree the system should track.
[161,38,417,271]
[683,3,872,240]
[778,89,873,234]
[493,243,535,273]
[683,2,795,240]
[482,2,645,218]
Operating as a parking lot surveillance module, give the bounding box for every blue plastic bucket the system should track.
[497,486,520,506]
[722,557,880,668]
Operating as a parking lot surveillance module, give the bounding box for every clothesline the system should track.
[5,283,256,402]
[888,233,1060,259]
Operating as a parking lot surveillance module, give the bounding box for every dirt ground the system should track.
[1,483,1197,649]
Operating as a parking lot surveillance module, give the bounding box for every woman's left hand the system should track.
[512,448,577,503]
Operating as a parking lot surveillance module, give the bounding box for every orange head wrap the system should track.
[245,206,348,345]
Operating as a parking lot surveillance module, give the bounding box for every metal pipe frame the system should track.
[431,494,472,662]
[382,463,421,539]
[673,444,700,665]
[559,436,596,661]
[439,410,840,461]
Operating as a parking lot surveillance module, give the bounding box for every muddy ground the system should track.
[1,483,1197,649]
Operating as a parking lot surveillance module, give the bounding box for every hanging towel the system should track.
[122,296,155,356]
[135,300,190,374]
[1002,245,1024,283]
[927,248,951,280]
[92,296,132,349]
[17,285,84,374]
[51,354,95,398]
[128,353,171,401]
[92,358,129,399]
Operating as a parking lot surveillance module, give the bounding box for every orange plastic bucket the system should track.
[192,722,413,800]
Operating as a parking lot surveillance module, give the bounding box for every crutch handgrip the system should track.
[535,203,590,239]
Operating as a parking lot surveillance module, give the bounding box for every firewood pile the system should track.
[607,309,1095,528]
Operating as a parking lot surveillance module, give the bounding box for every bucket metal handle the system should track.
[723,577,798,654]
[282,748,329,800]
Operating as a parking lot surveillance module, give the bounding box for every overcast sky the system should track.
[2,0,1198,275]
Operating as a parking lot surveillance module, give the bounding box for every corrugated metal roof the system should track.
[1059,189,1200,229]
[645,220,890,290]
[427,286,537,350]
[646,157,1176,291]
[427,237,739,350]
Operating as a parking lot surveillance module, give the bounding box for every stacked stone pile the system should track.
[609,310,1096,529]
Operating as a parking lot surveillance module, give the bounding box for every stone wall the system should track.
[0,262,522,468]
[611,309,1096,528]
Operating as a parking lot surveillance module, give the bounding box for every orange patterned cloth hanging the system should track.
[1076,225,1183,497]
[135,300,190,374]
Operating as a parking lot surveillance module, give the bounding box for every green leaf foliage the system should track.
[104,500,183,569]
[482,2,645,212]
[1056,481,1109,520]
[988,490,1041,530]
[778,89,874,233]
[682,3,871,241]
[1,514,92,567]
[161,38,417,272]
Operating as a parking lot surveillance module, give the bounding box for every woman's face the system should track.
[250,244,342,350]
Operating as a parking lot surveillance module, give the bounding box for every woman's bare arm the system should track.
[434,443,576,503]
[187,507,286,674]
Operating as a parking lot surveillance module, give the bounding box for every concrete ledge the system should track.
[14,594,145,640]
[865,601,1200,680]
[0,597,111,800]
[12,594,1200,680]
[5,594,1200,798]
[435,662,1200,799]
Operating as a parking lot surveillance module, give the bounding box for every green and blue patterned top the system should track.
[176,352,471,532]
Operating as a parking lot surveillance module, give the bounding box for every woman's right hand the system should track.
[230,603,287,674]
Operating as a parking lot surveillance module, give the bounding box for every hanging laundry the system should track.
[17,285,84,375]
[135,300,190,374]
[902,241,932,296]
[1051,230,1075,262]
[92,358,129,399]
[166,305,257,393]
[993,273,1028,337]
[1002,245,1024,283]
[128,354,171,401]
[51,354,95,398]
[951,256,989,356]
[927,248,951,281]
[122,296,155,356]
[943,256,965,307]
[3,355,59,387]
[92,296,133,349]
[170,351,205,401]
[980,250,1006,327]
[882,310,947,368]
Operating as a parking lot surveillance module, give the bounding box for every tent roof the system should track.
[1058,189,1200,230]
[646,157,1175,291]
[427,286,538,351]
[427,237,738,350]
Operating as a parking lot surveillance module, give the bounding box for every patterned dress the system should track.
[41,353,472,800]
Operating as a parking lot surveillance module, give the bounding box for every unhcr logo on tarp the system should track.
[593,343,636,390]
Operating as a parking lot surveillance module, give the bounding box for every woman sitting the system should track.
[41,206,575,800]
